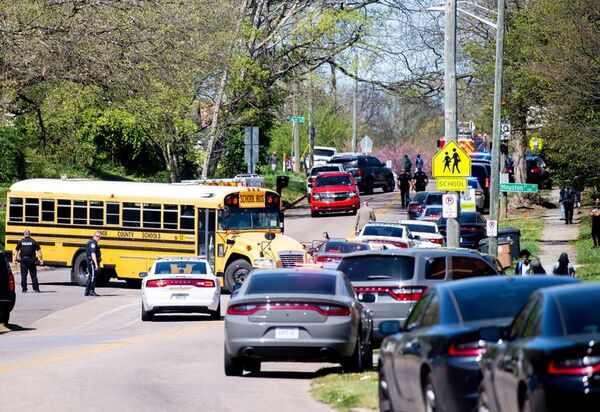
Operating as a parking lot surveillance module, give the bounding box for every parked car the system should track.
[310,171,360,217]
[224,268,374,375]
[466,177,485,212]
[378,276,579,412]
[398,220,444,247]
[355,222,418,249]
[417,205,443,222]
[470,151,492,162]
[310,238,370,269]
[310,146,337,167]
[407,191,429,219]
[437,211,487,249]
[0,251,16,324]
[306,164,344,199]
[478,283,599,412]
[337,248,501,342]
[526,155,551,188]
[472,161,491,209]
[140,256,221,321]
[327,154,395,194]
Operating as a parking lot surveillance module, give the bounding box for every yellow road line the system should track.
[347,191,401,237]
[0,321,220,374]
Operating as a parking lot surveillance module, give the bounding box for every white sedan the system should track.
[398,220,445,247]
[140,256,221,321]
[355,222,418,249]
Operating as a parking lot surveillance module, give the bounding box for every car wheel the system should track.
[141,302,154,321]
[423,374,444,412]
[224,259,252,292]
[476,382,491,412]
[521,391,532,412]
[71,252,89,287]
[311,210,319,218]
[361,332,374,370]
[351,209,358,216]
[384,177,395,193]
[224,346,244,376]
[0,311,9,324]
[341,334,364,373]
[209,301,221,320]
[364,178,374,195]
[379,363,393,412]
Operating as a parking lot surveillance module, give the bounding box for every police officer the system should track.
[13,230,43,293]
[397,168,412,208]
[85,231,102,297]
[413,167,429,192]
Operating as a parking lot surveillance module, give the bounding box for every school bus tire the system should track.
[71,252,89,287]
[224,258,252,292]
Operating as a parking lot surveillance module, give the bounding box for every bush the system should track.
[0,127,26,183]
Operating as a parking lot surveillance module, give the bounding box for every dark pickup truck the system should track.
[327,154,395,194]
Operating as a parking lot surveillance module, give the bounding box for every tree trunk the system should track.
[511,113,533,207]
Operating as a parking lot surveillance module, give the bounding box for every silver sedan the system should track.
[224,268,373,376]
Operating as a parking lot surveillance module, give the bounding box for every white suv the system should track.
[311,146,337,166]
[140,256,221,321]
[355,222,418,249]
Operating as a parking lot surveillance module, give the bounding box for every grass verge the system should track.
[500,217,544,257]
[262,171,306,205]
[311,370,378,411]
[572,215,600,282]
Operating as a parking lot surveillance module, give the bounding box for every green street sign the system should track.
[287,116,305,123]
[500,182,539,193]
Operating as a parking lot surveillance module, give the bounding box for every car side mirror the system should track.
[138,272,148,278]
[264,232,275,241]
[379,320,403,336]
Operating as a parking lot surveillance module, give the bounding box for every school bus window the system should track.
[57,199,71,224]
[90,201,104,225]
[25,198,40,223]
[106,202,120,225]
[9,197,23,222]
[180,205,194,230]
[123,202,141,228]
[41,199,55,222]
[73,200,88,225]
[163,204,178,229]
[143,203,161,229]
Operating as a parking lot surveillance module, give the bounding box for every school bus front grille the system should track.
[278,252,304,267]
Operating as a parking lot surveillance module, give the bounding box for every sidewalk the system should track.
[537,188,580,271]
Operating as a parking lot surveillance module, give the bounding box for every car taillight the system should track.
[531,167,540,173]
[368,240,408,248]
[475,190,483,196]
[146,279,215,288]
[430,238,444,245]
[485,178,490,188]
[227,302,350,316]
[448,340,487,357]
[8,273,15,293]
[461,227,484,233]
[355,286,427,301]
[314,255,341,264]
[547,356,600,375]
[357,168,362,177]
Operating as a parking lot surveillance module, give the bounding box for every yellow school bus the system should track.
[4,179,305,290]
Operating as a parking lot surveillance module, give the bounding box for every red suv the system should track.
[310,171,360,217]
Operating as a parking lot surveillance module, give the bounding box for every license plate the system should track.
[359,292,377,303]
[171,294,188,300]
[275,328,299,340]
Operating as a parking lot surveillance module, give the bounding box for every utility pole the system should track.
[488,0,506,257]
[445,0,460,248]
[292,86,301,173]
[308,81,315,169]
[351,55,358,153]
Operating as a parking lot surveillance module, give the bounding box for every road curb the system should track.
[283,195,307,211]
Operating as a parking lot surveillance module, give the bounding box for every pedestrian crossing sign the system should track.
[432,141,471,178]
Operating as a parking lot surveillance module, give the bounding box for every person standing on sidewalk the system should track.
[397,168,411,208]
[551,253,576,277]
[355,201,376,235]
[560,183,576,224]
[514,249,532,275]
[85,232,102,297]
[591,198,600,248]
[13,230,43,293]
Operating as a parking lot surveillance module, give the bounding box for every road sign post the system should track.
[360,135,373,154]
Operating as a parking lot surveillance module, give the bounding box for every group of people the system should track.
[514,249,575,277]
[397,154,428,208]
[12,230,103,297]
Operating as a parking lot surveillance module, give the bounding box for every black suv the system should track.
[0,251,16,324]
[327,154,395,194]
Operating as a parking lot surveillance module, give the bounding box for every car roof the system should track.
[315,171,353,177]
[314,146,337,151]
[536,282,597,298]
[247,268,343,277]
[432,275,577,294]
[154,256,208,262]
[399,219,437,227]
[341,247,483,259]
[363,221,407,227]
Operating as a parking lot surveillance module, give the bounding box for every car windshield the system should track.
[246,273,337,295]
[314,148,336,157]
[426,193,443,205]
[310,166,341,176]
[424,208,442,217]
[452,282,554,322]
[154,261,207,275]
[328,158,358,169]
[404,223,436,234]
[315,175,353,187]
[219,208,281,230]
[362,225,404,238]
[338,256,415,281]
[322,241,370,253]
[467,179,479,189]
[412,192,428,204]
[557,291,600,335]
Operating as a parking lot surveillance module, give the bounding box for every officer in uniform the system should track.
[413,167,429,192]
[13,230,43,293]
[397,168,412,208]
[85,231,102,297]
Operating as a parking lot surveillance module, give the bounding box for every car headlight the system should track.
[253,258,276,269]
[348,192,356,198]
[313,193,321,200]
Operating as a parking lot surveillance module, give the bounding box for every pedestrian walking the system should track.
[560,183,576,224]
[402,155,412,176]
[514,249,532,275]
[85,231,102,297]
[412,167,429,192]
[13,230,43,292]
[415,154,424,171]
[270,151,278,172]
[551,253,576,277]
[397,168,411,209]
[529,258,547,275]
[591,198,600,248]
[355,201,376,235]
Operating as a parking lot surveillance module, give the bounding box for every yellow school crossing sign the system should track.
[432,141,471,191]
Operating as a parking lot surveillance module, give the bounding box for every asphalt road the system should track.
[0,188,404,411]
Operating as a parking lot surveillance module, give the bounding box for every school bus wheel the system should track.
[71,252,89,287]
[224,259,252,292]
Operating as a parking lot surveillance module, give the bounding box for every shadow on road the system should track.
[246,370,322,380]
[0,323,36,334]
[148,314,220,322]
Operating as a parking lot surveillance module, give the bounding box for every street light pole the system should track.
[488,0,506,257]
[445,0,460,248]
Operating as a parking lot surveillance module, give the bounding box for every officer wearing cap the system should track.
[85,231,102,297]
[13,230,43,293]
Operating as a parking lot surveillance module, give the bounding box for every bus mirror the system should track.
[226,238,236,245]
[138,272,148,278]
[223,206,231,227]
[264,232,275,241]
